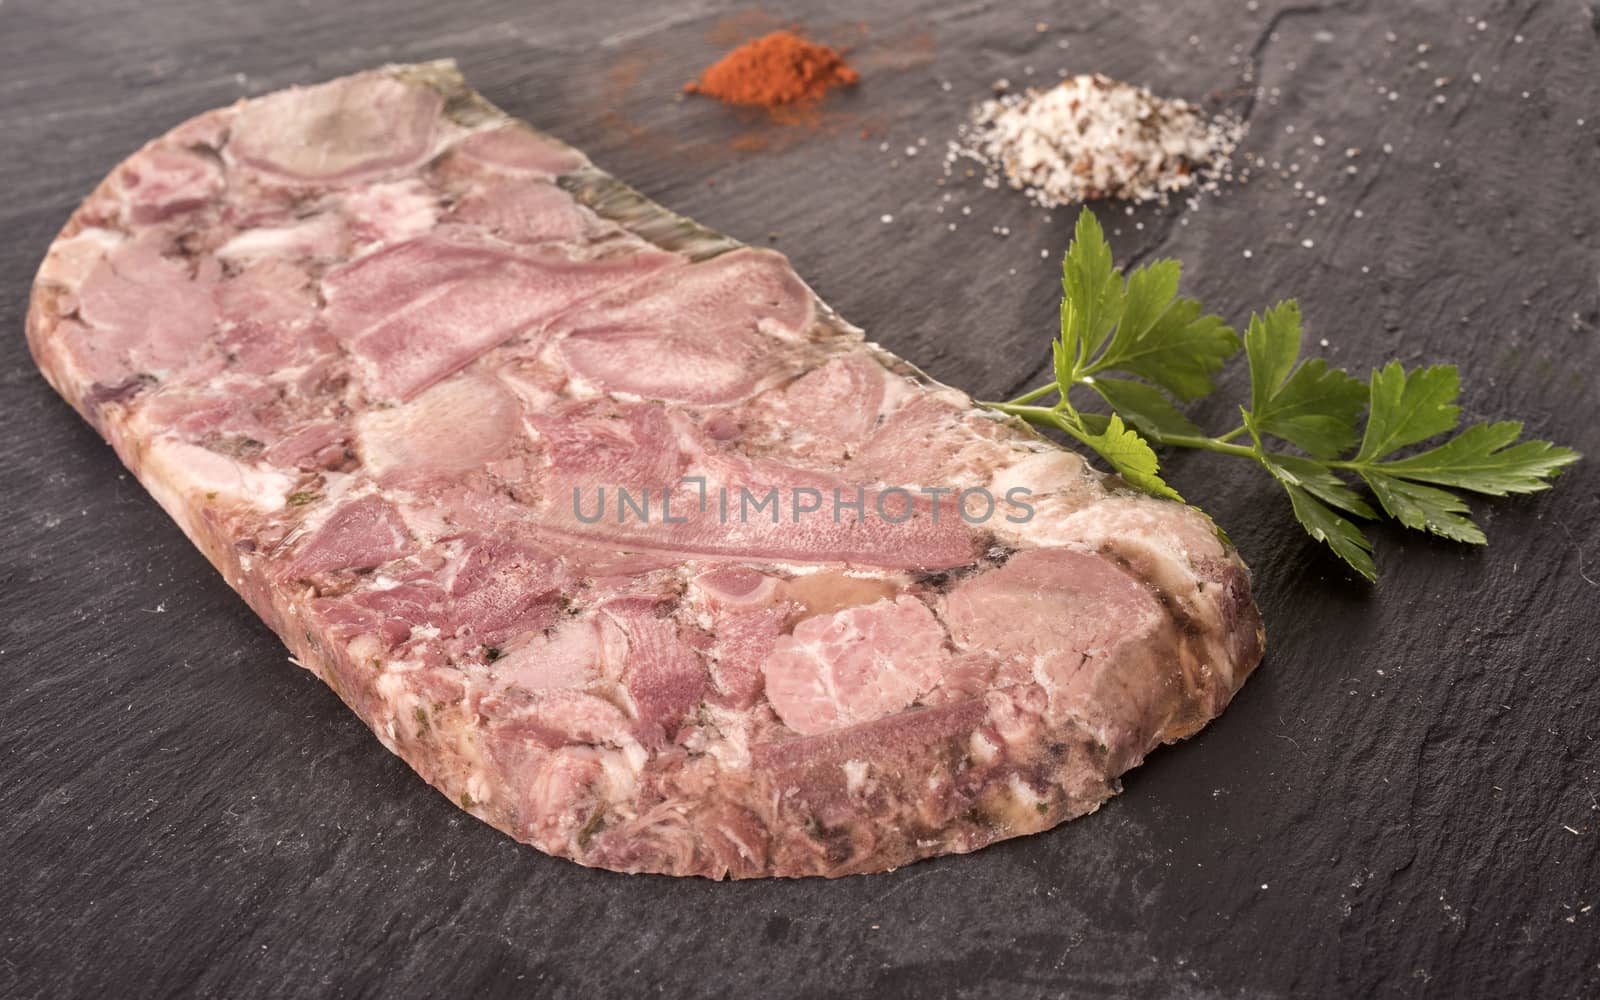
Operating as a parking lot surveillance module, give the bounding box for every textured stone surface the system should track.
[1,0,1596,996]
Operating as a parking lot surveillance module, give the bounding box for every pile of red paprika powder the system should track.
[684,30,859,109]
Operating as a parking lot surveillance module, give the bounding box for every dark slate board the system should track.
[2,1,1597,996]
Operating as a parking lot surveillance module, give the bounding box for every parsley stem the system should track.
[985,401,1063,422]
[989,400,1263,460]
[1150,433,1258,459]
[1006,384,1058,406]
[1215,426,1247,444]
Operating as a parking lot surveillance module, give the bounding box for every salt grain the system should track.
[945,74,1242,207]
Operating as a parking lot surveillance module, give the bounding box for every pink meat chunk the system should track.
[323,230,678,400]
[286,495,411,578]
[356,373,522,480]
[227,71,443,183]
[708,606,787,708]
[556,248,814,403]
[495,618,609,693]
[454,124,588,177]
[944,548,1166,681]
[65,233,219,386]
[448,178,603,245]
[763,597,950,735]
[603,600,707,744]
[115,146,225,223]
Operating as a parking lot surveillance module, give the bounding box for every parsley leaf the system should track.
[1250,414,1377,578]
[1244,301,1302,411]
[1343,364,1576,543]
[1369,421,1579,495]
[1089,290,1239,401]
[1281,483,1378,582]
[1053,210,1238,401]
[1067,412,1182,501]
[1361,474,1486,544]
[1244,303,1368,458]
[1059,210,1124,366]
[1087,376,1204,441]
[1112,259,1182,354]
[1262,454,1376,520]
[1356,362,1461,462]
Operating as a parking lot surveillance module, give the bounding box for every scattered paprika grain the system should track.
[685,30,859,109]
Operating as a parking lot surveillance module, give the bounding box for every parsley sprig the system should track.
[986,209,1580,581]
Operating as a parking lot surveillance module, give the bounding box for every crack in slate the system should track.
[1237,0,1362,126]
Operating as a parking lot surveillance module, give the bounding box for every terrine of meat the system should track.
[26,61,1264,878]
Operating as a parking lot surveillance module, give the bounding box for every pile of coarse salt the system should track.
[948,74,1243,206]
